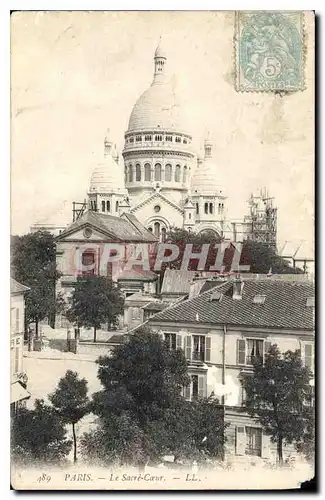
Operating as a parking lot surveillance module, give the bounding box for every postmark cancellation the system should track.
[235,11,305,92]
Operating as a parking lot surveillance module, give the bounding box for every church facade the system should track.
[86,43,252,243]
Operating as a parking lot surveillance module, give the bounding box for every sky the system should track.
[11,11,314,258]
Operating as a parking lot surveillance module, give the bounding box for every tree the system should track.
[11,399,72,464]
[11,231,62,335]
[241,345,314,465]
[66,275,124,342]
[49,370,90,463]
[86,327,190,466]
[161,227,302,277]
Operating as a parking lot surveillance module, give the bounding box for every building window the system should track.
[15,308,20,333]
[164,332,177,350]
[116,200,119,212]
[144,134,152,141]
[183,138,188,144]
[154,205,161,213]
[165,135,172,142]
[196,203,199,214]
[144,163,151,181]
[148,227,153,232]
[129,137,134,143]
[245,427,262,457]
[154,222,160,239]
[193,335,206,362]
[189,213,191,220]
[183,166,187,183]
[155,163,162,182]
[136,135,142,142]
[155,135,163,141]
[237,339,270,366]
[127,165,133,183]
[175,136,181,143]
[101,200,105,212]
[136,164,141,181]
[184,374,206,401]
[161,227,166,242]
[218,203,221,214]
[204,203,208,214]
[165,164,172,182]
[303,343,314,371]
[81,252,95,275]
[253,294,266,304]
[209,202,213,214]
[106,200,111,212]
[175,165,181,182]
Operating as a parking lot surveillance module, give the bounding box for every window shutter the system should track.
[264,341,271,361]
[237,339,246,365]
[198,375,207,399]
[205,336,211,362]
[235,426,246,455]
[304,344,313,369]
[15,309,19,332]
[185,335,192,360]
[176,334,182,349]
[184,384,191,400]
[261,432,270,459]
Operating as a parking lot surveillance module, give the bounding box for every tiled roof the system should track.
[10,278,30,295]
[118,265,157,282]
[142,301,169,312]
[56,210,157,243]
[161,269,196,295]
[151,279,315,330]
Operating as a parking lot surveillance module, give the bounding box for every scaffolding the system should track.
[246,188,278,247]
[72,201,87,222]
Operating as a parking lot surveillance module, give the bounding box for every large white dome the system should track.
[127,44,190,135]
[191,139,225,197]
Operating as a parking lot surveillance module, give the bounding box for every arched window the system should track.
[209,203,213,214]
[136,164,141,181]
[101,201,105,212]
[196,203,199,215]
[161,227,166,242]
[175,165,181,182]
[204,202,208,214]
[189,213,192,220]
[155,163,162,182]
[218,203,221,214]
[144,163,151,181]
[154,222,160,239]
[183,166,187,183]
[128,165,133,183]
[106,200,111,212]
[116,201,119,212]
[165,164,172,181]
[124,167,127,183]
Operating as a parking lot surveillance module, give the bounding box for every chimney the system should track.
[232,277,244,300]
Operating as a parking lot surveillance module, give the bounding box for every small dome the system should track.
[89,156,126,194]
[191,138,224,196]
[155,43,167,59]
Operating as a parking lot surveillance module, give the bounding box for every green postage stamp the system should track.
[235,11,305,92]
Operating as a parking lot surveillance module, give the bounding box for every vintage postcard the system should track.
[10,11,315,491]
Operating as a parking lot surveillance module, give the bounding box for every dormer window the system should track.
[253,294,266,304]
[210,290,223,302]
[306,297,315,307]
